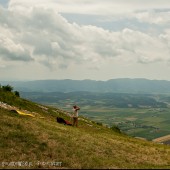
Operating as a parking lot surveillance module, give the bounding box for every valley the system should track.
[21,91,170,141]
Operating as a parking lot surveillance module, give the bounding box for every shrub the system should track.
[110,125,121,133]
[96,122,103,126]
[2,85,13,92]
[14,91,20,97]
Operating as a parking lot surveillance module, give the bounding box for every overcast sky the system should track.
[0,0,170,81]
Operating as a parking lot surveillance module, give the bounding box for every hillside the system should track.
[0,88,170,169]
[2,78,170,93]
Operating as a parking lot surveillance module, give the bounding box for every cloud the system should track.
[0,0,170,73]
[1,4,119,68]
[8,0,170,15]
[134,10,170,25]
[0,25,32,62]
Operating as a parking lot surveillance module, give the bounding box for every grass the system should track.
[1,106,170,169]
[0,90,170,169]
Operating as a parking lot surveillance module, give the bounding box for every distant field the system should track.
[82,108,170,141]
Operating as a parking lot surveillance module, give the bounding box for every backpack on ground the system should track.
[56,117,72,126]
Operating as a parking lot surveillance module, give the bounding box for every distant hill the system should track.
[1,78,170,93]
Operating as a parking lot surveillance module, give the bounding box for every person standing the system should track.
[72,105,80,127]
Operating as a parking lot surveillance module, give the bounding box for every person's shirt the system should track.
[72,108,79,117]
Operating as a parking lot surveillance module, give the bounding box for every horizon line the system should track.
[0,78,170,82]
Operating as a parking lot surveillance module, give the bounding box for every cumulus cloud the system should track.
[0,23,32,61]
[120,28,170,63]
[0,0,170,72]
[134,10,170,25]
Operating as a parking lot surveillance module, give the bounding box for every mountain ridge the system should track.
[1,78,170,93]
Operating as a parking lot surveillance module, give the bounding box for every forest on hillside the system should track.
[21,91,167,108]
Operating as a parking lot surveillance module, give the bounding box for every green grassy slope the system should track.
[0,90,170,169]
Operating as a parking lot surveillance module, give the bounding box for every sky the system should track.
[0,0,170,81]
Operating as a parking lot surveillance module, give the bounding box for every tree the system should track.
[2,85,13,92]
